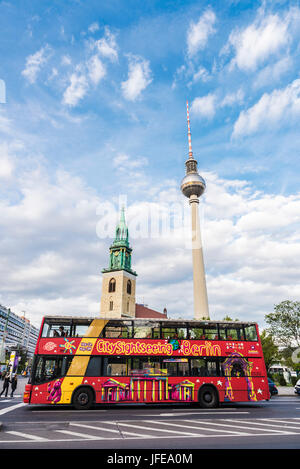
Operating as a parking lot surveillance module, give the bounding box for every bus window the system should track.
[161,328,177,339]
[244,325,258,341]
[41,322,51,337]
[131,357,161,375]
[204,326,219,340]
[164,361,177,376]
[86,357,102,377]
[41,321,72,338]
[207,360,217,376]
[72,323,90,337]
[104,321,132,338]
[219,324,245,340]
[133,321,156,339]
[103,356,127,376]
[33,356,73,383]
[177,328,188,339]
[189,327,205,339]
[178,361,189,376]
[133,322,160,339]
[191,358,219,377]
[190,358,206,376]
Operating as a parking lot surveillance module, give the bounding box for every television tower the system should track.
[181,101,209,320]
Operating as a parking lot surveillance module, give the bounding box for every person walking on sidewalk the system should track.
[10,374,18,398]
[0,372,10,397]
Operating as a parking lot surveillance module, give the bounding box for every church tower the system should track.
[100,208,137,318]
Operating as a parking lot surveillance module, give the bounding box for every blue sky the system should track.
[0,0,300,328]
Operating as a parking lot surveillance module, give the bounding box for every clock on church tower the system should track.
[100,208,137,318]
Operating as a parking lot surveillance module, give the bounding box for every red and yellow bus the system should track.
[23,316,270,409]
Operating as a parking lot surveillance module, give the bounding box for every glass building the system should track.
[0,304,39,361]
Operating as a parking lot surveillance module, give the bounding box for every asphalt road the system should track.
[1,378,300,451]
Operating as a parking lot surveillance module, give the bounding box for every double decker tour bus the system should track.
[23,316,270,409]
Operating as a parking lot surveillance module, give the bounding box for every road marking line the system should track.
[157,411,249,417]
[0,403,26,416]
[147,419,249,436]
[259,418,300,425]
[117,421,203,437]
[1,430,299,444]
[180,419,294,435]
[6,431,48,441]
[224,419,300,432]
[70,422,120,434]
[56,430,100,439]
[120,431,155,438]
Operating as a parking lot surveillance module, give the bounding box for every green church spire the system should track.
[102,207,137,276]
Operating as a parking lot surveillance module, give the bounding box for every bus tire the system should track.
[72,387,94,410]
[198,385,219,408]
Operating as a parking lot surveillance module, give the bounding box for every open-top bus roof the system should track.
[42,315,257,327]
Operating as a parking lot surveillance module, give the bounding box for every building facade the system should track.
[0,304,39,361]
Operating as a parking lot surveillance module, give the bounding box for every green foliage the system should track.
[260,330,279,370]
[222,315,239,322]
[291,376,298,386]
[265,300,300,348]
[278,375,287,386]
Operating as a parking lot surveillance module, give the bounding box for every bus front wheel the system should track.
[72,387,94,410]
[198,386,218,408]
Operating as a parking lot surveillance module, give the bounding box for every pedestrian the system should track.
[0,372,10,397]
[10,374,18,398]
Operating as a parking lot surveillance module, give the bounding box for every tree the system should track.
[260,330,279,371]
[265,300,300,348]
[222,315,239,321]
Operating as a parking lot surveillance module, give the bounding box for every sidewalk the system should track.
[276,386,298,396]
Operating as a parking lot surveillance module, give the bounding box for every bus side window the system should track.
[189,328,205,339]
[204,327,218,340]
[244,325,258,341]
[218,326,226,340]
[41,322,51,337]
[86,357,102,377]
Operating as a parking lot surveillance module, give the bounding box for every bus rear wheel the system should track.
[72,387,94,410]
[198,386,218,408]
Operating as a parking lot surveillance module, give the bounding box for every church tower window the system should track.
[127,279,132,295]
[109,278,116,293]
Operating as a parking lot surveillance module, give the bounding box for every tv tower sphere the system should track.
[181,168,206,198]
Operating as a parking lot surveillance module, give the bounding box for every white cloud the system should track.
[61,28,117,106]
[87,55,106,85]
[221,88,245,107]
[190,94,216,119]
[121,55,152,101]
[113,153,148,171]
[192,66,211,83]
[62,71,89,106]
[0,149,14,179]
[88,22,99,34]
[93,27,118,62]
[22,45,52,83]
[187,8,216,57]
[253,56,292,89]
[227,8,298,72]
[233,78,300,137]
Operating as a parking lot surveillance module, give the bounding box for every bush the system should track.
[291,376,298,386]
[278,375,287,386]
